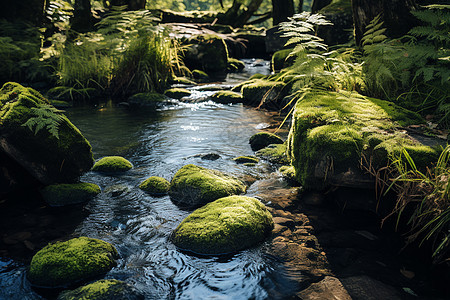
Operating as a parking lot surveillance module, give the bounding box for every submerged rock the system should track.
[169,164,246,207]
[92,156,133,173]
[0,82,94,186]
[41,182,101,207]
[57,279,144,300]
[249,132,284,151]
[171,196,274,255]
[28,237,118,288]
[287,91,440,189]
[210,90,243,104]
[164,88,192,99]
[139,176,170,196]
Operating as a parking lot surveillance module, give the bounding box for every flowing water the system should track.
[0,59,303,299]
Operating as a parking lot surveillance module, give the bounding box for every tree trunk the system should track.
[272,0,295,25]
[109,0,146,10]
[298,0,304,12]
[351,0,419,45]
[233,0,264,27]
[72,0,94,33]
[0,0,45,26]
[311,0,332,13]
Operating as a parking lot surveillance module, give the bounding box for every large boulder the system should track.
[183,34,229,75]
[287,91,440,189]
[57,279,144,300]
[169,164,246,207]
[0,82,94,186]
[41,182,101,207]
[28,237,118,288]
[171,196,274,255]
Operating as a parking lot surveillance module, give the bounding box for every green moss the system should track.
[249,132,284,151]
[243,163,256,167]
[256,144,289,164]
[41,182,101,207]
[272,49,294,72]
[57,279,143,300]
[287,91,439,189]
[92,156,133,173]
[319,0,352,15]
[279,166,296,181]
[138,176,170,195]
[170,76,196,85]
[171,196,274,255]
[241,79,286,107]
[227,58,245,72]
[164,88,191,99]
[233,156,260,164]
[249,73,268,80]
[0,82,94,183]
[210,91,243,104]
[28,237,118,288]
[169,164,246,207]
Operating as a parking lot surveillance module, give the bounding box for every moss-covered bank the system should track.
[171,196,274,255]
[287,91,440,189]
[28,237,118,288]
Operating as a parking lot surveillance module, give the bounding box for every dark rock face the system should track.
[318,0,353,46]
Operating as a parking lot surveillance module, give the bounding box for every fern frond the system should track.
[22,104,65,139]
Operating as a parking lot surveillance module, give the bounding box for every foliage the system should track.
[386,145,450,264]
[22,104,65,139]
[361,6,450,127]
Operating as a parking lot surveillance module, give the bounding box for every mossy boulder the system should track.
[227,58,245,72]
[41,182,101,207]
[210,91,243,104]
[318,0,353,46]
[28,237,118,288]
[92,156,133,173]
[0,82,94,185]
[184,34,229,74]
[169,164,246,207]
[240,79,286,108]
[127,92,167,107]
[233,156,259,164]
[164,88,191,99]
[138,176,170,196]
[171,196,274,255]
[57,279,143,300]
[256,143,289,164]
[272,48,295,72]
[287,91,440,189]
[249,132,284,151]
[192,69,209,81]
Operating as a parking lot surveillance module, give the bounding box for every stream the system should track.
[0,59,303,299]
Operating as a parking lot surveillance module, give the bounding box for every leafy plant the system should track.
[385,145,450,264]
[22,104,65,139]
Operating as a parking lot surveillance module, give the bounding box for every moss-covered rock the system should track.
[210,91,243,104]
[227,58,245,72]
[233,156,260,164]
[240,79,286,108]
[287,91,440,189]
[256,144,289,164]
[57,279,143,300]
[171,196,274,255]
[249,132,284,151]
[169,164,246,207]
[139,176,170,196]
[0,82,94,185]
[92,156,133,173]
[272,48,294,72]
[192,69,209,81]
[127,92,167,107]
[164,88,191,99]
[184,34,229,74]
[28,237,118,288]
[279,166,297,183]
[318,0,353,46]
[41,182,101,207]
[170,76,196,85]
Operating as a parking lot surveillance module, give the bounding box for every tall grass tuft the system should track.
[386,146,450,264]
